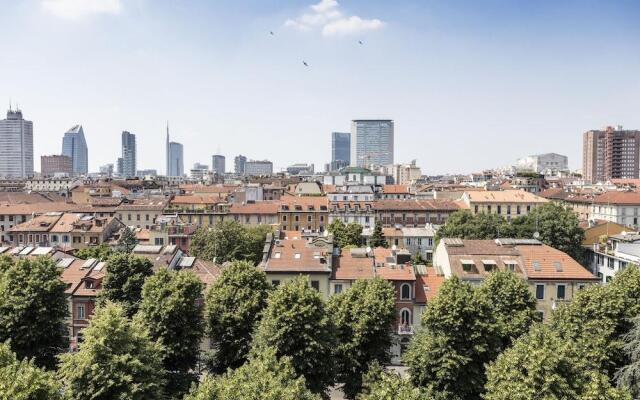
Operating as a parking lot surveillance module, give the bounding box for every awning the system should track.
[460,259,475,264]
[481,259,497,265]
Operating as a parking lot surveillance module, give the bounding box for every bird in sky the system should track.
[270,31,274,35]
[303,61,309,67]
[358,40,363,45]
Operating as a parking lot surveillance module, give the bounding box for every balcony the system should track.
[397,324,414,335]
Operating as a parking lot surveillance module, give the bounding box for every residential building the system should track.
[362,225,437,262]
[244,160,273,176]
[166,129,184,177]
[514,153,568,175]
[212,155,225,175]
[387,161,422,184]
[229,201,279,226]
[121,131,136,178]
[25,177,75,192]
[164,194,227,227]
[589,232,640,283]
[323,166,389,186]
[115,199,168,229]
[99,163,114,177]
[329,201,375,229]
[331,132,351,168]
[234,155,247,175]
[0,108,33,178]
[461,190,548,219]
[375,199,462,227]
[434,238,598,320]
[351,120,394,167]
[190,163,209,181]
[41,155,73,177]
[149,215,198,250]
[62,125,89,176]
[590,192,640,228]
[583,126,640,183]
[278,196,329,232]
[379,184,413,200]
[0,202,76,243]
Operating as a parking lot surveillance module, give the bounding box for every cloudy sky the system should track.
[1,0,639,174]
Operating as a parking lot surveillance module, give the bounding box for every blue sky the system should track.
[1,0,639,174]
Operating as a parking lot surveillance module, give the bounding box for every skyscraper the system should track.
[121,131,136,178]
[331,132,350,166]
[166,125,184,177]
[212,154,225,175]
[234,155,247,175]
[583,126,640,183]
[62,125,88,176]
[0,108,33,178]
[350,120,394,168]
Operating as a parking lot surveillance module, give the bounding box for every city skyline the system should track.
[1,0,639,174]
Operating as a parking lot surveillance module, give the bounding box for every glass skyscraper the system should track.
[350,120,394,168]
[0,108,33,178]
[331,132,351,167]
[121,131,136,178]
[62,125,88,175]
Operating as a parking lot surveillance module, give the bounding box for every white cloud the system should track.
[285,0,384,37]
[42,0,122,20]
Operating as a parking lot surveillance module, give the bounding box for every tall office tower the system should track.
[583,126,640,183]
[62,125,88,175]
[212,154,225,175]
[121,131,137,178]
[350,120,394,168]
[166,126,184,177]
[116,158,123,176]
[41,155,73,177]
[234,155,247,175]
[331,132,351,169]
[0,108,33,178]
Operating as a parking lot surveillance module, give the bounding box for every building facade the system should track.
[583,126,640,183]
[234,155,247,175]
[0,109,34,178]
[62,125,88,176]
[514,153,568,175]
[166,130,184,177]
[212,155,225,175]
[331,131,351,167]
[121,131,136,178]
[41,155,73,177]
[244,160,273,176]
[351,120,394,167]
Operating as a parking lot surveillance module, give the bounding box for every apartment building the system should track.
[461,190,548,219]
[583,126,640,183]
[590,192,640,229]
[375,199,462,227]
[278,196,329,232]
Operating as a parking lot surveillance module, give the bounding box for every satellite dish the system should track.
[533,232,540,239]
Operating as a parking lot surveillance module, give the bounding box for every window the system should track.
[282,215,287,222]
[400,283,411,300]
[63,235,69,243]
[578,283,586,291]
[535,284,545,300]
[400,308,411,325]
[608,258,614,269]
[76,304,85,320]
[517,205,521,215]
[474,205,479,213]
[556,284,566,300]
[136,214,140,221]
[311,280,320,291]
[507,205,511,215]
[334,284,343,294]
[497,205,502,214]
[146,214,149,221]
[307,215,312,222]
[295,215,299,222]
[271,280,280,287]
[536,310,544,321]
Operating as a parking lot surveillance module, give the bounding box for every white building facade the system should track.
[0,109,33,178]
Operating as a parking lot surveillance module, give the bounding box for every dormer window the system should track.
[84,280,94,289]
[274,252,281,259]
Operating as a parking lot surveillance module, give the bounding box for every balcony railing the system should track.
[398,324,414,335]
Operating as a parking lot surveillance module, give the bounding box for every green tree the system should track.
[136,268,204,397]
[357,363,427,400]
[0,257,68,369]
[404,277,496,400]
[74,244,114,261]
[616,315,640,398]
[328,219,363,248]
[58,302,165,400]
[205,260,271,373]
[189,221,271,265]
[368,220,387,248]
[582,372,631,400]
[185,347,320,400]
[118,226,139,253]
[327,278,396,399]
[252,276,335,397]
[0,342,62,400]
[100,253,154,317]
[434,211,512,242]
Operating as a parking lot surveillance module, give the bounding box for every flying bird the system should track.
[270,31,274,35]
[358,40,364,45]
[303,61,309,67]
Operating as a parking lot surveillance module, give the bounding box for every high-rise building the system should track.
[41,155,73,177]
[212,154,225,175]
[99,163,114,177]
[244,160,273,176]
[191,163,209,180]
[350,120,394,168]
[331,132,350,168]
[583,126,640,183]
[121,131,136,178]
[234,155,247,175]
[166,129,184,177]
[116,158,123,176]
[62,125,88,175]
[0,108,33,178]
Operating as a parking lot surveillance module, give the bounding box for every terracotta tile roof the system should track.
[518,244,598,281]
[444,239,520,256]
[189,259,222,287]
[179,184,238,194]
[9,213,63,232]
[171,195,222,205]
[374,199,462,211]
[279,196,329,210]
[415,266,445,303]
[593,191,640,205]
[465,190,548,204]
[331,249,375,280]
[373,247,416,281]
[117,199,168,211]
[0,202,75,215]
[263,236,332,273]
[229,201,280,215]
[382,185,411,194]
[89,197,123,206]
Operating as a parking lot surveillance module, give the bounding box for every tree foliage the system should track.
[252,276,335,397]
[118,226,139,253]
[74,244,114,261]
[205,260,271,373]
[327,278,396,399]
[0,257,68,369]
[328,219,363,248]
[368,220,387,248]
[100,253,154,317]
[616,315,640,398]
[189,221,271,265]
[58,302,165,400]
[0,342,62,400]
[185,347,320,400]
[136,268,204,397]
[357,363,427,400]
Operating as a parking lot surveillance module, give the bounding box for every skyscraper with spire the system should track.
[166,123,184,177]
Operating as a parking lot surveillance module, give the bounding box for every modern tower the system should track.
[166,124,184,177]
[234,155,247,175]
[331,132,350,170]
[583,126,640,183]
[0,108,33,178]
[121,131,137,178]
[212,154,225,175]
[62,125,88,175]
[350,120,394,168]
